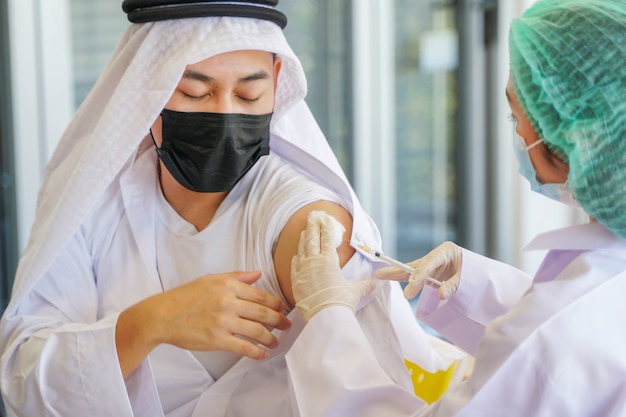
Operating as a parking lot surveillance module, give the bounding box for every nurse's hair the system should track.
[509,0,626,237]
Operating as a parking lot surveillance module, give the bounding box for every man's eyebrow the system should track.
[183,70,214,83]
[181,70,271,84]
[505,88,512,102]
[238,70,271,83]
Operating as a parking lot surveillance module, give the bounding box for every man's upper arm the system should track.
[272,200,355,307]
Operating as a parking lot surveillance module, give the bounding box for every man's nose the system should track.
[207,94,235,114]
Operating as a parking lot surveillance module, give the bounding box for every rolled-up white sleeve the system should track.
[416,248,533,355]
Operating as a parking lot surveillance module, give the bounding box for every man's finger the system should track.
[237,284,286,313]
[232,318,280,348]
[219,334,271,360]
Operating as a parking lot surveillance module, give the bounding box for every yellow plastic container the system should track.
[404,359,457,404]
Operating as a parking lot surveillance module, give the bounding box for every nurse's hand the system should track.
[291,211,375,321]
[376,241,462,300]
[116,271,291,378]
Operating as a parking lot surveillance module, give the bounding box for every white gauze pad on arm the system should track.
[307,210,346,248]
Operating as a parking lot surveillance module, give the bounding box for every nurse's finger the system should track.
[297,229,306,258]
[291,252,300,279]
[438,273,460,300]
[319,214,341,257]
[375,265,411,282]
[290,231,306,277]
[403,279,426,299]
[409,257,444,282]
[411,241,462,281]
[304,212,322,256]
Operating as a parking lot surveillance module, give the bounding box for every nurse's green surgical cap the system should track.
[509,0,626,237]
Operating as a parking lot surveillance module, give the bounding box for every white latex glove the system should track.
[291,211,376,321]
[375,241,462,300]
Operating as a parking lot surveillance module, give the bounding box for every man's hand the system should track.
[116,271,290,378]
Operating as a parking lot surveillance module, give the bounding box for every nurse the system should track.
[0,1,422,416]
[287,0,626,415]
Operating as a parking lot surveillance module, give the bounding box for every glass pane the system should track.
[69,1,130,107]
[394,2,458,261]
[0,112,15,312]
[0,0,17,314]
[279,0,353,177]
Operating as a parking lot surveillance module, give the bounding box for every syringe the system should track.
[357,244,442,287]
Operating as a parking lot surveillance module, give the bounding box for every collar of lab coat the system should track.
[524,221,626,251]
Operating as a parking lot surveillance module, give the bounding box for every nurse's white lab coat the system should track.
[286,222,626,417]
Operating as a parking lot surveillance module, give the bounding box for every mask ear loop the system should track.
[150,112,166,177]
[149,129,157,148]
[149,127,163,179]
[526,138,544,151]
[147,125,166,291]
[150,128,161,151]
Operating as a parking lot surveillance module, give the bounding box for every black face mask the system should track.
[153,109,272,193]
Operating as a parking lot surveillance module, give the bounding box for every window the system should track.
[66,0,462,262]
[393,1,457,261]
[0,0,17,314]
[70,1,130,106]
[280,1,353,176]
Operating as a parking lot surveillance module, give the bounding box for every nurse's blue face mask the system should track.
[512,126,580,208]
[152,109,272,193]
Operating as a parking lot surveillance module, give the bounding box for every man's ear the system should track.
[273,55,282,90]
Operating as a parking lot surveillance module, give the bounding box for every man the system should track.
[0,1,428,416]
